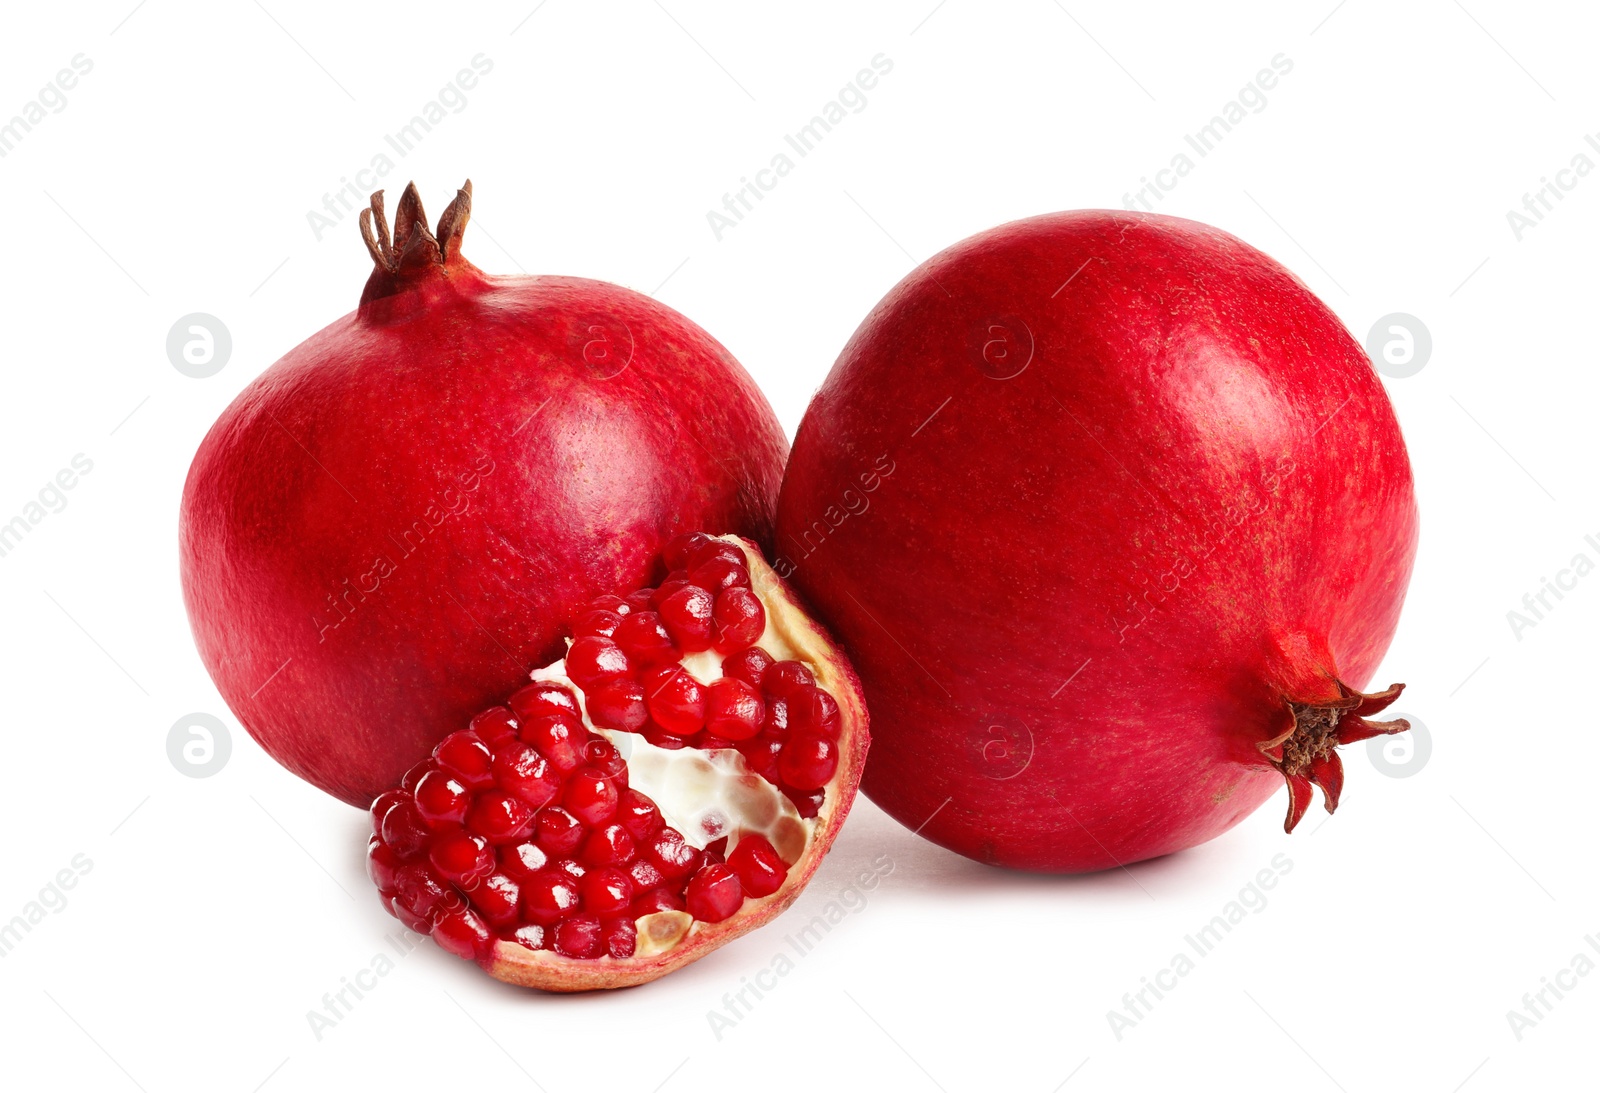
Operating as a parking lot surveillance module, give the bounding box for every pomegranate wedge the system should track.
[366,534,868,990]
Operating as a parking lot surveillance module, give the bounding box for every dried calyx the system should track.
[1261,682,1409,832]
[358,180,475,303]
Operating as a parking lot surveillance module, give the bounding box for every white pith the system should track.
[528,654,809,863]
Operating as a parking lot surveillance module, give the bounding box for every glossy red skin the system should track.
[775,211,1417,873]
[182,262,786,807]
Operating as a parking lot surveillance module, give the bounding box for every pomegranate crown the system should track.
[358,180,475,305]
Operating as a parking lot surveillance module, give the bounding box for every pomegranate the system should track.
[180,182,786,807]
[366,534,868,990]
[775,210,1417,873]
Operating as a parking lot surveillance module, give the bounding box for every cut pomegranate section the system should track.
[366,534,868,991]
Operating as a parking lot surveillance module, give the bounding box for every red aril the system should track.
[366,534,868,990]
[776,211,1416,872]
[726,834,788,897]
[180,181,787,807]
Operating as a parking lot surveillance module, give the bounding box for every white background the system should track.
[0,1,1593,1090]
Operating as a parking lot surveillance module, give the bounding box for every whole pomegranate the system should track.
[181,182,786,807]
[368,533,868,990]
[776,211,1417,873]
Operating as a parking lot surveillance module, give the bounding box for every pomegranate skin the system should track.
[776,210,1417,873]
[181,184,786,807]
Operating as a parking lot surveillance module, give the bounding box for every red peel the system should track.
[777,210,1417,872]
[180,181,787,807]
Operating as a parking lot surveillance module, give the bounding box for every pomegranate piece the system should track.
[179,181,787,808]
[776,209,1416,872]
[364,534,869,991]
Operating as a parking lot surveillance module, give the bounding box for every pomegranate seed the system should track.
[434,731,494,789]
[618,789,664,840]
[704,677,765,741]
[432,907,493,962]
[571,607,622,638]
[685,863,744,923]
[469,706,519,743]
[602,916,637,958]
[657,584,715,651]
[590,593,631,615]
[763,660,816,699]
[586,678,648,732]
[394,862,457,921]
[430,830,496,885]
[712,587,766,652]
[391,903,433,933]
[690,556,750,593]
[380,798,432,856]
[466,791,536,843]
[535,807,585,855]
[499,841,548,880]
[790,686,842,737]
[369,788,407,831]
[581,823,637,867]
[519,714,586,773]
[367,839,402,890]
[584,738,628,785]
[727,835,788,897]
[663,531,712,571]
[761,697,792,737]
[509,680,580,723]
[784,786,825,818]
[579,866,634,914]
[413,770,470,824]
[399,761,432,792]
[778,733,838,790]
[740,733,785,782]
[563,768,620,825]
[647,828,704,881]
[650,577,692,610]
[511,924,546,951]
[702,836,729,864]
[687,540,744,571]
[491,742,559,809]
[627,856,665,890]
[553,913,603,958]
[522,870,581,924]
[566,636,630,689]
[722,647,774,688]
[644,725,689,749]
[642,665,708,736]
[633,888,685,916]
[467,873,522,926]
[552,858,587,879]
[623,587,654,612]
[613,610,678,665]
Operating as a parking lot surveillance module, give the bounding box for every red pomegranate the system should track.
[181,182,787,807]
[775,211,1417,873]
[367,534,868,990]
